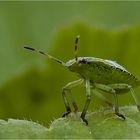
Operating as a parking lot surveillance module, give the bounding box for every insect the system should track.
[24,35,140,125]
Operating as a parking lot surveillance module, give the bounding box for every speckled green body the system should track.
[65,57,140,93]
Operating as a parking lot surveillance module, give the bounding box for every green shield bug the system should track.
[24,35,140,125]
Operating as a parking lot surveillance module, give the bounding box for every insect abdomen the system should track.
[78,61,140,88]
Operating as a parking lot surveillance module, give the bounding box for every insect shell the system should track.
[65,57,140,92]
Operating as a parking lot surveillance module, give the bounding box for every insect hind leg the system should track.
[113,92,125,120]
[92,89,114,107]
[94,83,125,120]
[108,83,140,111]
[130,88,140,111]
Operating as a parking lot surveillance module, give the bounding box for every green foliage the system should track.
[1,106,140,139]
[0,119,47,139]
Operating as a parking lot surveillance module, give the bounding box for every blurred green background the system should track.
[1,1,140,126]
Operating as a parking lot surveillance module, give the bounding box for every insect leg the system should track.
[92,89,113,107]
[94,83,116,93]
[94,83,125,120]
[81,79,91,125]
[130,88,140,111]
[108,83,131,90]
[62,79,83,117]
[113,92,125,120]
[108,83,140,111]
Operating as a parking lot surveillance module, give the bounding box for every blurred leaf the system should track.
[1,106,140,139]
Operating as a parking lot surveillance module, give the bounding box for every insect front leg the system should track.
[109,83,140,111]
[94,83,125,120]
[62,79,83,117]
[81,79,91,125]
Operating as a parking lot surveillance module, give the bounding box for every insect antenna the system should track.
[24,46,65,65]
[74,35,80,62]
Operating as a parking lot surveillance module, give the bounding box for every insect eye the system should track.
[79,59,87,64]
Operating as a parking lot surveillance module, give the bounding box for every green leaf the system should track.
[1,106,140,139]
[0,119,48,139]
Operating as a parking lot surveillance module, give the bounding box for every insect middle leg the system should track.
[62,79,83,117]
[81,79,91,125]
[94,83,125,120]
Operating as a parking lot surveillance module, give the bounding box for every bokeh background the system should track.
[0,1,140,126]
